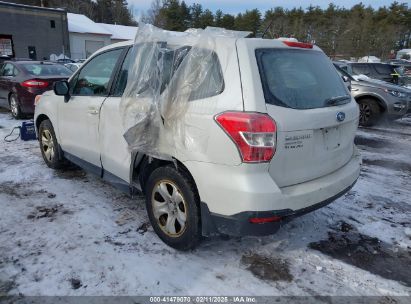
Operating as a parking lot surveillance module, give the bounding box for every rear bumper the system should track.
[187,148,361,237]
[201,181,356,236]
[18,88,46,114]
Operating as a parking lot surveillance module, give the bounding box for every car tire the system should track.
[358,99,381,127]
[9,94,23,119]
[38,119,65,169]
[145,165,201,251]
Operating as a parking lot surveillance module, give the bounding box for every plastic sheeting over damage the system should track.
[119,23,250,160]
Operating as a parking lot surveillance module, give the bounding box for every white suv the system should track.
[34,35,361,250]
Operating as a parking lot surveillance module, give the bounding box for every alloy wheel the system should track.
[359,103,371,125]
[151,180,187,237]
[41,129,55,162]
[10,96,18,117]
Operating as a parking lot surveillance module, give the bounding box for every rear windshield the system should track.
[256,49,349,109]
[21,63,72,76]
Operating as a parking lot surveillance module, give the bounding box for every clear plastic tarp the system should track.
[120,23,250,160]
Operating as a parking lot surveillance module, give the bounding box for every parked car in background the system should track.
[64,62,82,73]
[393,62,411,87]
[396,49,411,60]
[386,59,410,66]
[334,62,411,126]
[35,38,361,250]
[56,58,75,64]
[0,61,71,118]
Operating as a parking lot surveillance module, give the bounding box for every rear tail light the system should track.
[21,79,49,88]
[215,111,277,163]
[283,41,313,49]
[249,216,282,224]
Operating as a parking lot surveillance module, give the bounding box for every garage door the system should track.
[85,40,105,58]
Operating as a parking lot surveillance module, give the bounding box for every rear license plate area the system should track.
[323,126,341,150]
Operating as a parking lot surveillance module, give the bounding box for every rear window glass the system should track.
[21,63,72,76]
[256,49,349,109]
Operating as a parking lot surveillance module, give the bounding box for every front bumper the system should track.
[385,95,410,118]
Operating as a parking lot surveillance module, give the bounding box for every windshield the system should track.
[21,63,72,76]
[256,49,350,109]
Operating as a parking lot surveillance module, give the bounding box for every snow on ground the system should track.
[0,109,410,297]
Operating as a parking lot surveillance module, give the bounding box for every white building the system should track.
[98,23,138,44]
[67,13,138,60]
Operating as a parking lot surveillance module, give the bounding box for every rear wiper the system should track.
[324,95,351,106]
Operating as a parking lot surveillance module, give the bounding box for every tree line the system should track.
[12,0,137,26]
[142,0,411,60]
[10,0,411,59]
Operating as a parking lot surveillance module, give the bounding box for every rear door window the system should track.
[256,49,349,109]
[127,44,224,100]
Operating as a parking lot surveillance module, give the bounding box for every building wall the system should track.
[69,32,111,60]
[0,2,70,60]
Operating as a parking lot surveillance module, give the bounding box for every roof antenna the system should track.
[261,18,274,39]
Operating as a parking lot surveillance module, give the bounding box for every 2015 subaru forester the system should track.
[34,34,361,250]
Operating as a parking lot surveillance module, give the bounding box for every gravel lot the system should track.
[0,110,410,297]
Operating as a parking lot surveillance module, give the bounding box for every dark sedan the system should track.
[0,61,72,119]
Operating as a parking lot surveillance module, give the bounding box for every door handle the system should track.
[87,108,99,115]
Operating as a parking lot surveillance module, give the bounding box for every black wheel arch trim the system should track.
[355,94,386,111]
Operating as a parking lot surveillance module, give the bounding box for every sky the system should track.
[127,0,406,18]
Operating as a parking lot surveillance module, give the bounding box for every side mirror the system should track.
[54,80,69,96]
[342,75,350,83]
[53,80,70,102]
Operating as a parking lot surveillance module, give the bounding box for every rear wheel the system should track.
[358,99,381,127]
[9,94,23,119]
[39,120,65,169]
[145,166,201,250]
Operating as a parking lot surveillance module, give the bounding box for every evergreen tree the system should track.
[199,9,214,28]
[189,3,203,28]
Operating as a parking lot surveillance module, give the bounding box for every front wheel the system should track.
[358,99,381,127]
[39,120,65,169]
[145,166,201,250]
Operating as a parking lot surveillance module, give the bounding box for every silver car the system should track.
[334,62,411,126]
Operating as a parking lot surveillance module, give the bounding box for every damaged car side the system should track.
[34,26,361,250]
